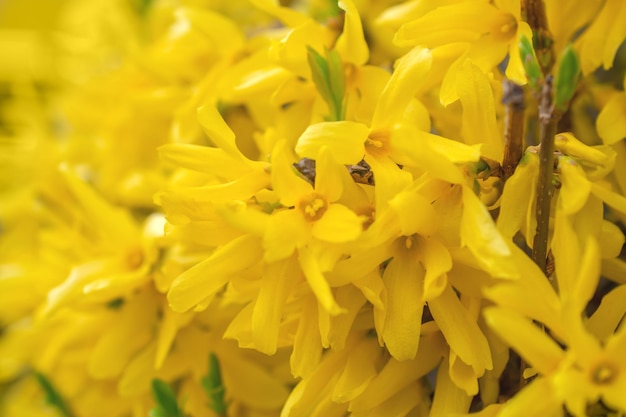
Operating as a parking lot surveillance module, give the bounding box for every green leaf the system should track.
[519,35,543,90]
[554,44,580,111]
[306,46,346,121]
[34,371,74,417]
[150,379,182,417]
[201,353,227,416]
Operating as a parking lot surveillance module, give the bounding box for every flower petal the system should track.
[298,246,345,315]
[295,121,369,164]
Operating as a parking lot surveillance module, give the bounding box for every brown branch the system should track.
[531,76,559,274]
[522,0,555,75]
[501,80,526,180]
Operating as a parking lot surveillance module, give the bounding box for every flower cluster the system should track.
[1,1,626,417]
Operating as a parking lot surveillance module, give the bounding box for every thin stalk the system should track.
[531,76,558,274]
[501,80,526,180]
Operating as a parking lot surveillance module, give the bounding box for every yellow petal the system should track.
[457,59,502,160]
[429,285,492,374]
[449,351,479,395]
[365,155,413,212]
[420,236,452,300]
[505,23,533,84]
[158,143,252,177]
[587,285,626,341]
[591,182,626,213]
[167,234,263,312]
[327,285,366,350]
[430,356,473,417]
[349,331,445,411]
[332,338,380,402]
[483,307,565,375]
[298,246,345,316]
[382,253,425,361]
[372,47,432,128]
[366,382,426,417]
[272,140,313,207]
[252,257,299,354]
[218,348,290,409]
[497,152,539,238]
[314,146,344,202]
[558,157,592,215]
[335,0,369,66]
[312,204,363,243]
[197,105,242,160]
[580,0,626,73]
[461,186,517,278]
[295,121,369,164]
[388,190,440,237]
[597,92,626,144]
[497,377,562,417]
[290,295,324,378]
[264,210,310,263]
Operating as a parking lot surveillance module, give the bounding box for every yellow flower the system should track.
[394,0,532,105]
[578,0,626,74]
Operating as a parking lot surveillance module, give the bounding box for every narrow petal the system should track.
[429,285,492,374]
[457,59,502,160]
[332,338,380,402]
[272,140,313,207]
[252,257,299,354]
[483,307,565,375]
[264,210,310,263]
[314,146,344,202]
[372,47,432,128]
[591,182,626,213]
[388,190,440,237]
[497,152,539,238]
[335,0,369,66]
[349,331,445,411]
[419,236,452,300]
[587,285,626,341]
[312,204,363,243]
[597,92,626,145]
[290,296,324,378]
[197,105,242,159]
[158,143,252,177]
[167,234,263,312]
[298,247,345,315]
[461,186,517,279]
[295,121,369,164]
[382,253,425,361]
[498,377,563,417]
[430,356,473,417]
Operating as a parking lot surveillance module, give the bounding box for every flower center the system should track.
[491,12,518,42]
[365,129,390,157]
[125,246,144,270]
[591,361,618,386]
[299,194,328,221]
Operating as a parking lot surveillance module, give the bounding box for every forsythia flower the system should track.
[2,1,626,417]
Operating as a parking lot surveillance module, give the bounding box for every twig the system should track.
[531,76,559,274]
[501,80,526,180]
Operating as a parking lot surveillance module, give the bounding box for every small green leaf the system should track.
[519,35,543,90]
[306,46,346,121]
[201,353,227,416]
[150,379,182,417]
[34,371,74,417]
[554,44,580,111]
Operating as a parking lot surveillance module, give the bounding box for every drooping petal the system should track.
[252,257,299,354]
[497,152,539,238]
[311,203,363,243]
[197,105,243,160]
[430,356,473,417]
[298,246,345,315]
[457,59,502,160]
[371,46,432,128]
[272,140,313,207]
[461,186,517,279]
[349,331,446,411]
[587,285,626,341]
[296,121,369,164]
[483,307,565,375]
[497,377,563,417]
[420,236,452,300]
[314,146,344,202]
[264,209,310,263]
[335,0,369,66]
[381,253,425,361]
[597,91,626,145]
[167,234,263,312]
[429,285,492,375]
[290,295,324,378]
[332,338,380,402]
